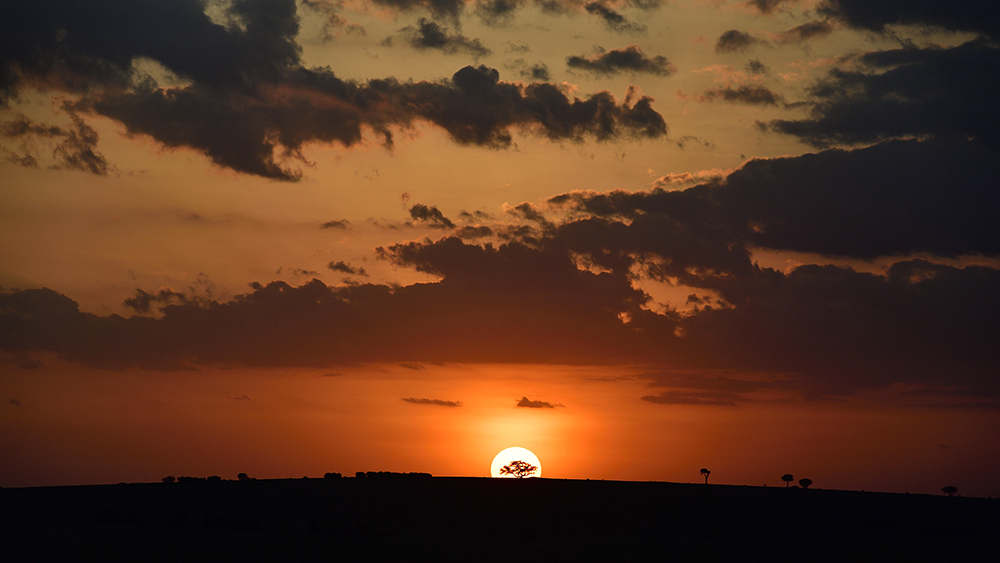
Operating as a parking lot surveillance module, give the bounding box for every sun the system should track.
[491,446,542,478]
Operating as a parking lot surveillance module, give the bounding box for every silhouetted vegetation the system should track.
[700,468,711,484]
[237,473,256,481]
[355,471,432,479]
[324,472,342,480]
[782,474,794,487]
[500,460,538,478]
[161,476,175,484]
[942,486,958,497]
[799,478,813,489]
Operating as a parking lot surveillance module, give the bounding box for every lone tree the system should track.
[798,478,812,489]
[700,468,711,484]
[782,474,794,487]
[500,460,538,478]
[942,486,958,497]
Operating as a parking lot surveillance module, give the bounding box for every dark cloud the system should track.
[567,46,675,77]
[516,396,564,408]
[1,111,113,175]
[551,138,1000,260]
[456,225,495,239]
[328,261,368,276]
[765,39,1000,149]
[641,392,737,406]
[10,398,23,406]
[2,229,998,400]
[744,0,795,14]
[476,0,526,26]
[321,219,351,229]
[399,362,426,370]
[697,85,785,106]
[301,0,367,39]
[409,203,456,229]
[817,0,1000,40]
[398,18,491,58]
[505,59,551,81]
[585,3,646,34]
[715,30,765,53]
[775,20,834,43]
[2,2,668,180]
[225,394,257,401]
[745,59,768,75]
[402,397,462,407]
[369,0,466,22]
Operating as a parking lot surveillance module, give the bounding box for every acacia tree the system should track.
[782,474,794,487]
[799,478,812,489]
[942,486,958,497]
[500,460,538,478]
[700,468,711,484]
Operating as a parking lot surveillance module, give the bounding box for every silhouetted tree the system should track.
[237,472,250,481]
[782,474,794,487]
[700,468,711,484]
[324,472,342,480]
[799,478,812,489]
[942,486,958,497]
[162,476,175,484]
[500,460,538,478]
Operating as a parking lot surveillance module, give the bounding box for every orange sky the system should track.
[2,0,999,496]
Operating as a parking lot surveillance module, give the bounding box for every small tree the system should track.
[942,486,958,497]
[781,474,794,487]
[237,472,250,481]
[500,460,538,478]
[798,478,812,489]
[162,476,175,484]
[700,468,711,484]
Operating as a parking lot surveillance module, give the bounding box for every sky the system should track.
[2,0,999,496]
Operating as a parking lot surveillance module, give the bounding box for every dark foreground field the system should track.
[2,477,997,562]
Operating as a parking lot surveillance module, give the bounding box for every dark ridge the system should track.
[1,477,996,561]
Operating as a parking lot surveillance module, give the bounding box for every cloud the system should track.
[551,138,1000,260]
[409,203,457,229]
[764,39,1000,149]
[2,232,998,400]
[402,397,462,407]
[226,395,257,401]
[2,2,668,181]
[696,85,785,106]
[743,0,797,14]
[504,59,551,81]
[567,46,676,77]
[715,30,765,53]
[585,3,646,34]
[516,396,564,408]
[328,261,369,276]
[817,0,1000,40]
[321,219,351,230]
[301,0,367,39]
[774,20,834,44]
[641,392,737,406]
[396,18,491,58]
[399,362,426,370]
[1,111,114,175]
[10,398,23,406]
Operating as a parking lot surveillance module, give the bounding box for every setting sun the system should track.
[491,447,542,478]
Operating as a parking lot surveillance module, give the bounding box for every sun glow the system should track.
[491,446,542,478]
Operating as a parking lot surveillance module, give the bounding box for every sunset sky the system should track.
[2,0,999,496]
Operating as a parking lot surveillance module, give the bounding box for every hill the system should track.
[2,477,997,561]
